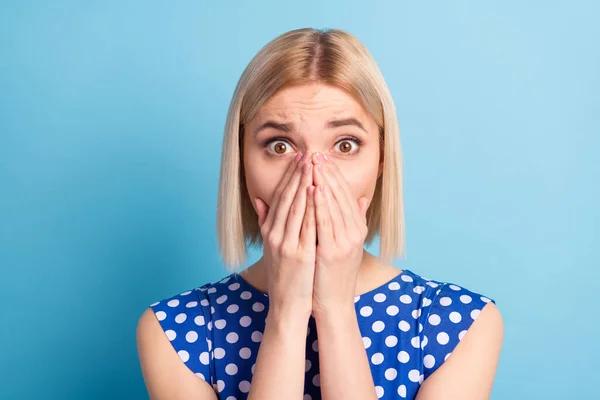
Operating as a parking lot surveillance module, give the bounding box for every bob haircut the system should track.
[217,27,406,272]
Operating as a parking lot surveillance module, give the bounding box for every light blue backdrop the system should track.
[1,1,598,399]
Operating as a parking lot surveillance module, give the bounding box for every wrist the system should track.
[312,301,356,323]
[267,304,311,329]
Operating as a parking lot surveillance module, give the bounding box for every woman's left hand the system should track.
[311,152,370,317]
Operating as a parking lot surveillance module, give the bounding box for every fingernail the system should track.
[323,153,328,161]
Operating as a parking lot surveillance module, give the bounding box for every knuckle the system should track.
[280,190,293,203]
[280,244,295,258]
[260,225,269,238]
[299,253,314,265]
[302,217,311,229]
[266,233,280,248]
[289,202,302,218]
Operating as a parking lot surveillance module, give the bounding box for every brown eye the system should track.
[267,140,291,155]
[336,137,362,154]
[339,140,353,153]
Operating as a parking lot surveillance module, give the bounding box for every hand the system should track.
[310,152,370,317]
[254,152,317,318]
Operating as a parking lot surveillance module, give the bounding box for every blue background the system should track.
[1,1,598,399]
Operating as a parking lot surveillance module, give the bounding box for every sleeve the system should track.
[421,282,496,380]
[150,287,214,385]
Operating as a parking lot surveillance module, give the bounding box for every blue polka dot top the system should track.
[150,268,495,399]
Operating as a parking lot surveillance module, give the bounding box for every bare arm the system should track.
[314,305,378,400]
[416,302,504,400]
[136,308,218,400]
[247,307,311,399]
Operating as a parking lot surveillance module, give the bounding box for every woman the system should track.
[137,28,503,400]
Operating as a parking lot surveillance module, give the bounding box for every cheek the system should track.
[243,141,273,207]
[244,162,282,207]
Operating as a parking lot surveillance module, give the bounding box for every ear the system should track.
[254,197,269,228]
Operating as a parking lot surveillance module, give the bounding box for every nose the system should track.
[301,151,323,164]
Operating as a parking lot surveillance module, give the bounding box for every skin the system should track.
[242,83,402,297]
[243,82,382,215]
[136,83,504,400]
[243,83,392,399]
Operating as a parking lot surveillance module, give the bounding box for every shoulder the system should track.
[417,274,504,400]
[423,276,498,333]
[402,269,498,321]
[149,273,244,329]
[422,276,502,362]
[407,270,503,398]
[136,305,219,399]
[136,274,239,398]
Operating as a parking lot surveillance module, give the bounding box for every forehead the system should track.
[257,83,369,121]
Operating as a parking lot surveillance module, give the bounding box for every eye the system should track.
[335,136,363,155]
[264,138,292,155]
[262,135,364,156]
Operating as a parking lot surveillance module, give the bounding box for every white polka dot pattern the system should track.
[421,282,494,381]
[149,269,495,399]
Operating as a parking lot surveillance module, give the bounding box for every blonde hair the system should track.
[216,28,406,272]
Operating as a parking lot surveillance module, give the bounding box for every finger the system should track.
[314,162,345,243]
[283,160,313,246]
[324,157,361,217]
[358,197,370,224]
[263,152,303,233]
[319,159,360,232]
[324,185,347,243]
[314,184,333,249]
[312,155,326,188]
[270,152,311,241]
[300,185,316,249]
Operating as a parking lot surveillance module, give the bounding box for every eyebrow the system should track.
[253,117,367,137]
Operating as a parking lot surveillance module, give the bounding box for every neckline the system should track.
[355,268,414,299]
[233,268,415,302]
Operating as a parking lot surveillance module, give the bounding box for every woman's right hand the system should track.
[254,151,316,319]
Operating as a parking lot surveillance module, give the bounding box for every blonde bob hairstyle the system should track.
[217,27,406,272]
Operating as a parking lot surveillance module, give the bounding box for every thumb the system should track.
[358,197,370,220]
[255,197,269,228]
